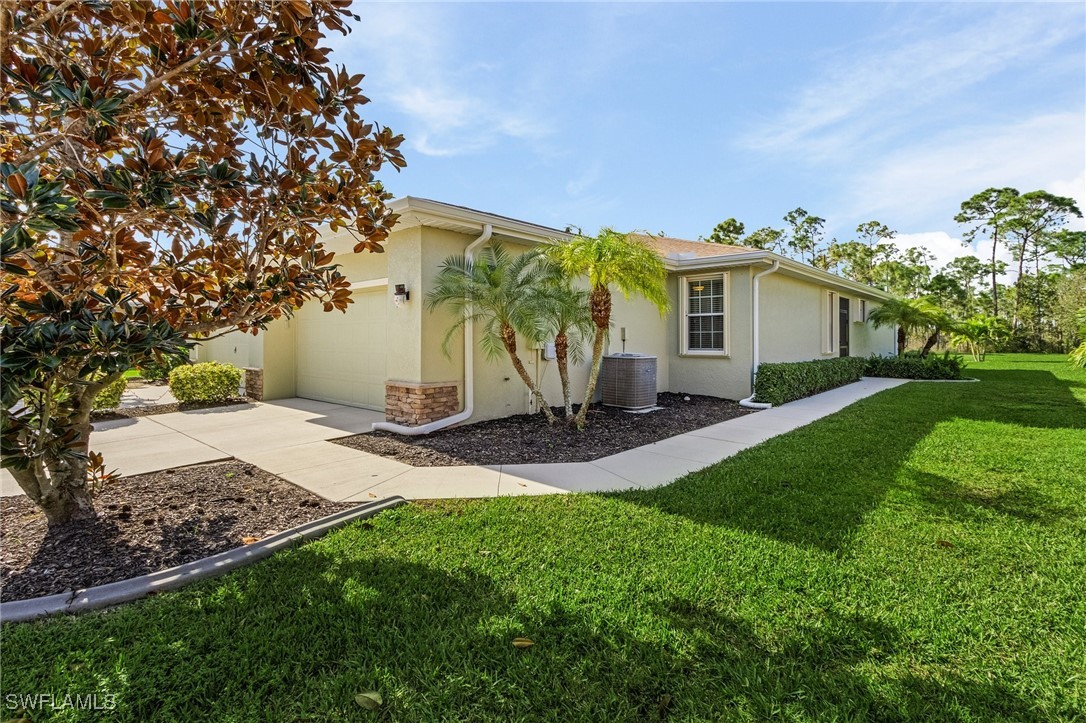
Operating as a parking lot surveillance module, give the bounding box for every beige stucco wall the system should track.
[758,272,896,361]
[197,224,897,416]
[759,273,831,363]
[668,268,755,400]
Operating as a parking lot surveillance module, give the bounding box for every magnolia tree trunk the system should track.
[9,382,103,526]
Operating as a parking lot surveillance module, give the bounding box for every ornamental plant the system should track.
[168,361,242,403]
[1,0,404,524]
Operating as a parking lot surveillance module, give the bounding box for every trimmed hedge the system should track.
[169,361,242,403]
[92,376,128,410]
[864,352,965,381]
[753,356,866,406]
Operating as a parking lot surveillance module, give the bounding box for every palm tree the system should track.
[950,315,1008,361]
[868,297,951,357]
[534,269,593,419]
[426,243,557,424]
[544,229,669,429]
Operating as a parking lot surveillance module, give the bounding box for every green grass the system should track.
[122,369,141,379]
[3,354,1084,721]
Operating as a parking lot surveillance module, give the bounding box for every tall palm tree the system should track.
[426,243,557,423]
[868,297,951,357]
[544,229,669,429]
[534,269,593,419]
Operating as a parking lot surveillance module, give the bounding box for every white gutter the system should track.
[739,260,780,409]
[372,223,493,435]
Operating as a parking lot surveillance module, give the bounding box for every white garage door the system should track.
[295,287,387,410]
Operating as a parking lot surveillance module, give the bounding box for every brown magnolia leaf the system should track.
[241,536,259,544]
[512,637,534,649]
[936,540,955,549]
[6,173,27,198]
[354,691,382,710]
[151,10,171,23]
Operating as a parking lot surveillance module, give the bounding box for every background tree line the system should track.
[705,188,1084,354]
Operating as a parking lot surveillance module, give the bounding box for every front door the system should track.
[839,296,850,357]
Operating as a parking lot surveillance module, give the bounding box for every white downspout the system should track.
[739,260,780,409]
[372,223,493,435]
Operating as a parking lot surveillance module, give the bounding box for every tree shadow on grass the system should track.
[0,545,1051,721]
[616,369,1085,552]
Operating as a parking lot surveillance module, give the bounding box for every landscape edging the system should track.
[0,496,406,624]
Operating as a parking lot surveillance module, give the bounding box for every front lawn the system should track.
[3,354,1083,721]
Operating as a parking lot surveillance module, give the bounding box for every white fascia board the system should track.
[668,251,893,301]
[390,196,572,246]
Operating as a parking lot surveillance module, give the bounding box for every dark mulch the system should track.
[0,461,352,603]
[91,398,250,422]
[334,392,755,466]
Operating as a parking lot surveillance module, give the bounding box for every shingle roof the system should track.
[631,234,754,259]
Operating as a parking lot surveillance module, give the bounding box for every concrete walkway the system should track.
[1,378,907,500]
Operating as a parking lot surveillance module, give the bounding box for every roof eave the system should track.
[390,196,572,245]
[668,251,894,300]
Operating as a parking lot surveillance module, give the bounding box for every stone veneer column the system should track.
[384,381,460,425]
[243,367,264,401]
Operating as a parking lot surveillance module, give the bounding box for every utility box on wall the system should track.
[600,353,657,410]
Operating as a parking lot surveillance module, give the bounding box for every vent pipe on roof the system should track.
[371,223,493,435]
[739,260,780,409]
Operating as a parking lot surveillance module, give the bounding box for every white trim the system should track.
[680,272,729,356]
[669,251,893,301]
[822,290,836,355]
[348,278,389,291]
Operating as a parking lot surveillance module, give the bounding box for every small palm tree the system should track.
[426,243,557,423]
[868,297,951,357]
[1069,308,1086,369]
[951,315,1008,361]
[533,269,593,419]
[544,228,669,429]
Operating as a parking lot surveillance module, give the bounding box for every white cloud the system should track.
[744,5,1083,161]
[843,112,1085,233]
[327,4,553,157]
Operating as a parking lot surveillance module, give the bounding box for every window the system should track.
[682,274,727,354]
[858,299,867,323]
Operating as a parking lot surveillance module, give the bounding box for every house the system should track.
[196,197,896,425]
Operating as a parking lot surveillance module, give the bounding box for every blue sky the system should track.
[328,2,1085,269]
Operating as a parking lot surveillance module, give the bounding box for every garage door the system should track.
[295,287,387,410]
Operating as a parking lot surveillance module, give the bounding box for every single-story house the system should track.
[196,197,896,425]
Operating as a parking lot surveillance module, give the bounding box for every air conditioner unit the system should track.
[600,354,657,410]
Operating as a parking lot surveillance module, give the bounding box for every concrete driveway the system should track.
[1,399,386,497]
[2,379,908,502]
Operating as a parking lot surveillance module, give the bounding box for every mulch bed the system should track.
[1,461,352,603]
[334,392,755,466]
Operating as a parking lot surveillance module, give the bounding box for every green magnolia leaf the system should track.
[354,691,383,710]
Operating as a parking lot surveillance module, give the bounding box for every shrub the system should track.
[139,355,189,381]
[863,352,965,380]
[753,356,866,405]
[92,376,128,411]
[168,362,242,403]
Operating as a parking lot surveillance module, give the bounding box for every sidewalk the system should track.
[1,378,907,500]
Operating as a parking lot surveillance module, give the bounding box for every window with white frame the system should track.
[682,274,727,354]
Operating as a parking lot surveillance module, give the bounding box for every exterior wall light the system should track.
[393,283,410,306]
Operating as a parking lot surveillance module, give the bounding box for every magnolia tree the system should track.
[1,0,404,524]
